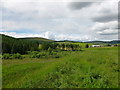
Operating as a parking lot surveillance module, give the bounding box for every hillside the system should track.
[1,34,39,54]
[0,34,18,41]
[20,37,54,43]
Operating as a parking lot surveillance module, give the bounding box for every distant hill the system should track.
[19,37,54,43]
[0,34,54,43]
[108,40,120,44]
[55,40,81,43]
[55,40,120,44]
[86,40,120,44]
[1,34,120,44]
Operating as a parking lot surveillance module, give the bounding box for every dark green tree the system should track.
[85,44,89,48]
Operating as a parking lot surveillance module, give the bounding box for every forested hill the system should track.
[1,34,39,54]
[20,37,54,43]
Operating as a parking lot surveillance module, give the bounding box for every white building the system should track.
[91,45,101,47]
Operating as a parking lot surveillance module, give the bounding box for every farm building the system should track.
[91,45,101,47]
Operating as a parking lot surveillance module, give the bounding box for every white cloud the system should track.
[44,31,56,40]
[56,34,94,41]
[92,21,118,31]
[0,32,44,38]
[97,29,118,35]
[91,0,119,37]
[0,31,96,41]
[91,0,118,22]
[0,0,119,41]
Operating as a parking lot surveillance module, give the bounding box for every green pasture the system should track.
[2,47,119,88]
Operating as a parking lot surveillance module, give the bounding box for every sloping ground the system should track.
[2,47,119,88]
[1,34,39,54]
[20,37,54,43]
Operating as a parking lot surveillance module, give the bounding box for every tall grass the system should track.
[2,47,119,88]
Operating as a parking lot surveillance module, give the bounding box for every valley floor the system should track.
[2,47,119,88]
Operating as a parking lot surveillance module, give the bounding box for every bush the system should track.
[48,47,52,53]
[27,51,39,54]
[2,53,23,59]
[12,53,23,59]
[29,51,40,58]
[52,55,60,58]
[2,53,12,59]
[0,54,2,59]
[34,53,40,58]
[30,51,48,58]
[50,51,57,55]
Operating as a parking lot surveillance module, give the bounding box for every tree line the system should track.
[1,34,84,55]
[1,34,39,54]
[39,43,82,51]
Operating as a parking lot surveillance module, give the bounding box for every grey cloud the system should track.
[1,1,118,41]
[92,14,117,23]
[92,21,118,32]
[98,28,118,36]
[119,2,120,19]
[69,2,93,10]
[100,32,118,35]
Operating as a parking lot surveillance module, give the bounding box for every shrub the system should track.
[30,51,47,58]
[12,53,23,59]
[48,47,52,53]
[50,51,57,55]
[28,51,39,54]
[30,54,37,58]
[53,55,60,58]
[29,51,40,58]
[2,53,12,59]
[0,54,2,59]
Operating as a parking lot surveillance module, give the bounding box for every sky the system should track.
[0,0,119,41]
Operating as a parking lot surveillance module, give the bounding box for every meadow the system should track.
[2,47,119,88]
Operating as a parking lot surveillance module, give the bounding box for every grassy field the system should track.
[2,47,119,88]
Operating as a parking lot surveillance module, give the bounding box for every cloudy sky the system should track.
[0,0,119,41]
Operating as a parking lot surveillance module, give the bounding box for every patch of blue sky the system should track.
[1,29,38,34]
